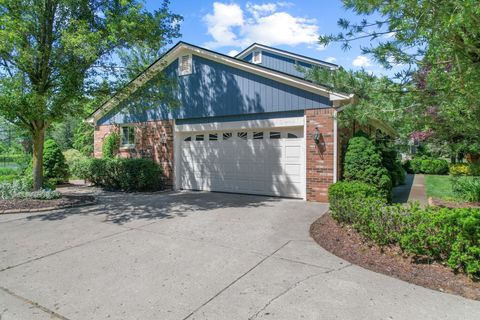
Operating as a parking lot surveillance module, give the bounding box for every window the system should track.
[184,136,192,142]
[269,131,281,139]
[252,51,262,64]
[253,132,263,140]
[195,134,204,141]
[287,133,298,138]
[178,54,192,76]
[237,132,248,140]
[209,133,218,141]
[120,126,135,147]
[223,132,232,140]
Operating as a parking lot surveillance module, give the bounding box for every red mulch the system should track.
[0,195,95,212]
[310,212,480,301]
[429,197,480,208]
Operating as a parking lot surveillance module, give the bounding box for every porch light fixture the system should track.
[313,128,321,144]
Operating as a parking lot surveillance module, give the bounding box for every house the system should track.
[87,42,392,202]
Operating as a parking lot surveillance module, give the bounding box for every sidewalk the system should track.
[392,174,428,205]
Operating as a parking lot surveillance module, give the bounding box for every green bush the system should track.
[43,139,69,184]
[0,167,18,176]
[343,135,392,199]
[451,176,480,202]
[378,141,406,187]
[328,181,384,223]
[63,149,88,178]
[102,133,120,159]
[81,158,164,191]
[406,157,449,175]
[14,189,62,200]
[328,181,480,278]
[449,163,480,176]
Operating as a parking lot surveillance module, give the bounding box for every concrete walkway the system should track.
[0,190,478,319]
[392,174,428,205]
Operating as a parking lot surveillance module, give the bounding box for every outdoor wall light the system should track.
[313,128,321,144]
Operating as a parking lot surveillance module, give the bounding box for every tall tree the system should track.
[317,0,480,157]
[0,0,182,189]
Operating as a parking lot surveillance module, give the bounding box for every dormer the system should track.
[236,43,338,79]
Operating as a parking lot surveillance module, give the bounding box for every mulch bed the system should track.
[310,212,480,301]
[429,197,480,208]
[0,195,96,213]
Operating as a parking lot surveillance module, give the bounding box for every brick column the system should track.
[305,108,335,202]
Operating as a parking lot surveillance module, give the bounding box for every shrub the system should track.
[102,133,120,159]
[0,167,18,176]
[449,163,480,176]
[328,181,384,223]
[328,181,480,278]
[343,135,392,199]
[378,141,406,187]
[451,176,480,202]
[0,179,31,200]
[14,189,62,200]
[81,158,164,191]
[407,157,449,175]
[63,149,88,178]
[43,139,69,184]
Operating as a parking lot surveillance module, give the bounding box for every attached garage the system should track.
[175,117,306,198]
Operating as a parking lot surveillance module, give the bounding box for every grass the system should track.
[424,175,456,200]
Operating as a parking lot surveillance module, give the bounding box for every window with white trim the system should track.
[253,132,264,140]
[287,133,298,138]
[209,133,218,141]
[237,132,248,140]
[195,134,204,141]
[252,51,262,64]
[179,54,192,76]
[120,126,135,148]
[223,132,232,140]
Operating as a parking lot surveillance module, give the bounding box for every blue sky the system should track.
[144,0,399,76]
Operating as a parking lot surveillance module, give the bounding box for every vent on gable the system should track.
[252,51,262,64]
[179,54,192,76]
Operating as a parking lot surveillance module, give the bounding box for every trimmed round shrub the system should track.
[343,135,392,199]
[43,139,69,184]
[378,141,406,187]
[406,157,449,175]
[102,133,120,159]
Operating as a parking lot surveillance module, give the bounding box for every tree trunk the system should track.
[32,126,46,191]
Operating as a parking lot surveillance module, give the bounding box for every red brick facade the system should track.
[305,108,336,202]
[94,120,174,187]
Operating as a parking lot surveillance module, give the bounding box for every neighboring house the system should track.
[87,42,393,202]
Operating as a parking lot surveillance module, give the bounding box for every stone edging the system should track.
[0,199,98,215]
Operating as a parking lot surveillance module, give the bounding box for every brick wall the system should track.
[93,120,174,187]
[305,108,335,202]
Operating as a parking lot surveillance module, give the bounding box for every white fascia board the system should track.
[236,44,339,70]
[175,117,305,133]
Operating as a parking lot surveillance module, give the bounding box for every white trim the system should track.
[303,114,307,200]
[173,120,180,191]
[333,109,338,183]
[87,43,353,124]
[252,50,262,64]
[178,53,192,76]
[236,44,338,70]
[174,117,304,133]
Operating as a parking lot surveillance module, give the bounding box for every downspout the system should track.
[333,109,338,183]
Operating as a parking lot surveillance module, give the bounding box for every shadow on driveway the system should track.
[26,190,282,224]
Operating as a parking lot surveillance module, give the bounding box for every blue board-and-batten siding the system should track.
[242,50,313,79]
[97,54,331,125]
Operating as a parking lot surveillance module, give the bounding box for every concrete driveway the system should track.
[0,190,478,320]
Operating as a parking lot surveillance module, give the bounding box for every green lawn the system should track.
[424,175,456,199]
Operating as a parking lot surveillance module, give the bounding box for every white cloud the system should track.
[325,57,336,63]
[203,3,244,48]
[203,2,320,49]
[352,55,372,67]
[227,49,240,56]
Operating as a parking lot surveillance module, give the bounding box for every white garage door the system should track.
[178,127,305,198]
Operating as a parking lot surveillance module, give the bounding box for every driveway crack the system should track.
[182,240,293,320]
[0,286,70,320]
[248,272,324,320]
